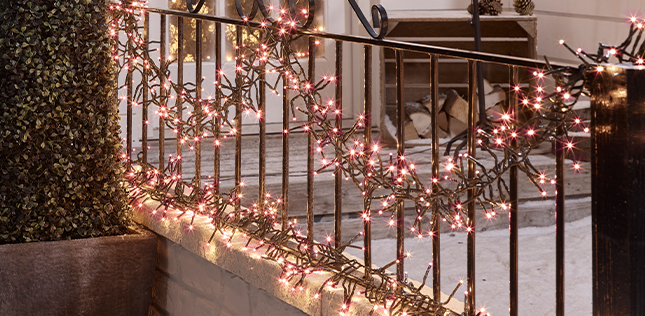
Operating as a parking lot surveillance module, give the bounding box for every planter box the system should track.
[0,227,157,316]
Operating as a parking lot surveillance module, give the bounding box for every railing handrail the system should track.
[145,7,573,70]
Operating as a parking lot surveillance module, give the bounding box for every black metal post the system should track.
[395,50,405,283]
[591,65,645,316]
[176,17,184,174]
[306,36,316,244]
[126,21,133,168]
[234,26,242,210]
[142,12,149,164]
[555,125,565,316]
[334,40,343,249]
[470,0,487,124]
[509,66,519,316]
[258,32,266,209]
[281,64,290,231]
[466,59,477,316]
[214,22,221,195]
[431,54,441,302]
[194,19,202,188]
[363,45,372,279]
[158,14,166,171]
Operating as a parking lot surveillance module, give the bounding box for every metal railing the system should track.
[117,2,577,315]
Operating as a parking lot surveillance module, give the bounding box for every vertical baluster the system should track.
[176,17,184,173]
[306,36,316,244]
[430,54,441,301]
[214,22,221,194]
[282,66,290,230]
[159,14,166,170]
[234,26,243,210]
[142,11,149,164]
[363,45,372,279]
[395,50,405,283]
[126,16,134,168]
[194,19,202,188]
[555,122,566,316]
[509,66,519,316]
[466,60,477,315]
[334,40,343,248]
[258,33,267,210]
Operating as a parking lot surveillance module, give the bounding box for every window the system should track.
[224,0,325,61]
[167,0,324,63]
[168,0,216,62]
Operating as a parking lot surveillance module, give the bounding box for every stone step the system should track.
[304,197,592,242]
[135,132,591,229]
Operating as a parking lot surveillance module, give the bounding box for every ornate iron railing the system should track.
[110,1,645,315]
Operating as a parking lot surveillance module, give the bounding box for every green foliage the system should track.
[0,0,131,243]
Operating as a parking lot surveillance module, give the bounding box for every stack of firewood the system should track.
[384,79,507,143]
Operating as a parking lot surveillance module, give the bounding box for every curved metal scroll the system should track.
[347,0,388,39]
[185,0,316,31]
[235,0,260,21]
[295,0,316,30]
[186,0,205,13]
[256,0,274,22]
[235,0,315,29]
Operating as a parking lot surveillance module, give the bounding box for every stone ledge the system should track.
[134,201,463,315]
[134,201,372,315]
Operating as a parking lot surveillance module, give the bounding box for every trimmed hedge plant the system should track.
[0,0,131,243]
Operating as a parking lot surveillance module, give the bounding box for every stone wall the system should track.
[134,198,462,316]
[133,204,384,316]
[148,233,307,316]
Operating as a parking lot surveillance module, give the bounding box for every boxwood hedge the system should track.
[0,0,131,243]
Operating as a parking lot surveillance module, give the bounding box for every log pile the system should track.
[384,79,507,144]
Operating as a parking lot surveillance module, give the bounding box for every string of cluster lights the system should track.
[559,16,645,67]
[111,0,645,314]
[127,159,463,316]
[110,1,464,315]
